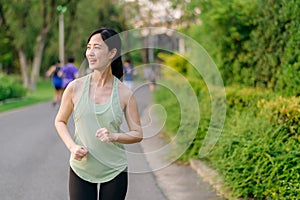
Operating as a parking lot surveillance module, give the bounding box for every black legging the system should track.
[69,167,128,200]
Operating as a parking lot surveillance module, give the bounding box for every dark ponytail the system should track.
[87,27,123,80]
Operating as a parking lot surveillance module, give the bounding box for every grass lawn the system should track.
[0,80,54,113]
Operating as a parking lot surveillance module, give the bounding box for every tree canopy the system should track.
[0,0,127,90]
[171,0,300,95]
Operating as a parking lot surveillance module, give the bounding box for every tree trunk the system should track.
[18,48,29,88]
[142,37,149,63]
[29,1,56,91]
[30,33,47,91]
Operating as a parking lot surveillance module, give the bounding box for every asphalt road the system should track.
[0,83,167,200]
[0,82,222,200]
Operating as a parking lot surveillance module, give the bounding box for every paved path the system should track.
[0,83,222,200]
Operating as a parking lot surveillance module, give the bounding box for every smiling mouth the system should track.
[89,59,96,64]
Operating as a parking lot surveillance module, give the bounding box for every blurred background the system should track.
[0,0,299,199]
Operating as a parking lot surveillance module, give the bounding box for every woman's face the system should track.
[86,33,116,71]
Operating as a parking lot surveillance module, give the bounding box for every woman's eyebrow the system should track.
[87,42,103,46]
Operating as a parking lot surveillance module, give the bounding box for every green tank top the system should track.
[70,74,127,183]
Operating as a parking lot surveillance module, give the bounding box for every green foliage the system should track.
[0,0,128,78]
[153,1,300,197]
[0,74,27,101]
[246,0,300,92]
[175,0,300,95]
[225,86,273,113]
[0,77,11,101]
[258,96,300,136]
[154,75,300,199]
[0,27,14,73]
[212,85,299,199]
[127,50,143,65]
[154,85,181,138]
[0,79,53,112]
[157,52,191,75]
[211,123,300,199]
[154,76,210,162]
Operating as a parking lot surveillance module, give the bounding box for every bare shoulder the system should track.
[46,65,56,76]
[67,75,89,103]
[118,80,133,99]
[117,80,136,107]
[50,65,56,70]
[73,75,88,86]
[66,76,85,90]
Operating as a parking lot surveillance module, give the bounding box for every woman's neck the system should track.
[91,68,113,87]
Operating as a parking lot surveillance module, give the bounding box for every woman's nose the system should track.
[86,48,95,56]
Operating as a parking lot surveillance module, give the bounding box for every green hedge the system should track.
[208,91,300,199]
[0,74,27,101]
[159,0,300,198]
[154,79,300,199]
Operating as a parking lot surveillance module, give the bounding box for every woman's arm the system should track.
[55,82,88,160]
[46,66,55,77]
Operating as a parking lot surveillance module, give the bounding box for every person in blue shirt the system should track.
[123,59,135,90]
[59,57,79,89]
[46,59,63,106]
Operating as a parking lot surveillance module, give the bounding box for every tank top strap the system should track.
[81,74,92,98]
[73,74,91,114]
[112,76,117,93]
[112,76,119,102]
[111,76,122,114]
[85,74,92,91]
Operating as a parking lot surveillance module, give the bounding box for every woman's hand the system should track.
[95,128,118,142]
[70,145,88,161]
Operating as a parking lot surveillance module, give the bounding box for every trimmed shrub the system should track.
[154,79,300,199]
[0,74,27,101]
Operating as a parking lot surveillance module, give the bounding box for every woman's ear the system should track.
[109,48,117,59]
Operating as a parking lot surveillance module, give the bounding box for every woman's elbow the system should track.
[136,130,143,143]
[54,119,61,131]
[135,137,143,143]
[54,116,66,130]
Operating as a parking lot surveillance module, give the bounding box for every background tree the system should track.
[0,0,127,90]
[65,0,127,72]
[0,3,15,74]
[1,0,78,90]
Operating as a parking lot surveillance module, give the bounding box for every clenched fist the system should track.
[95,128,118,142]
[71,145,88,161]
